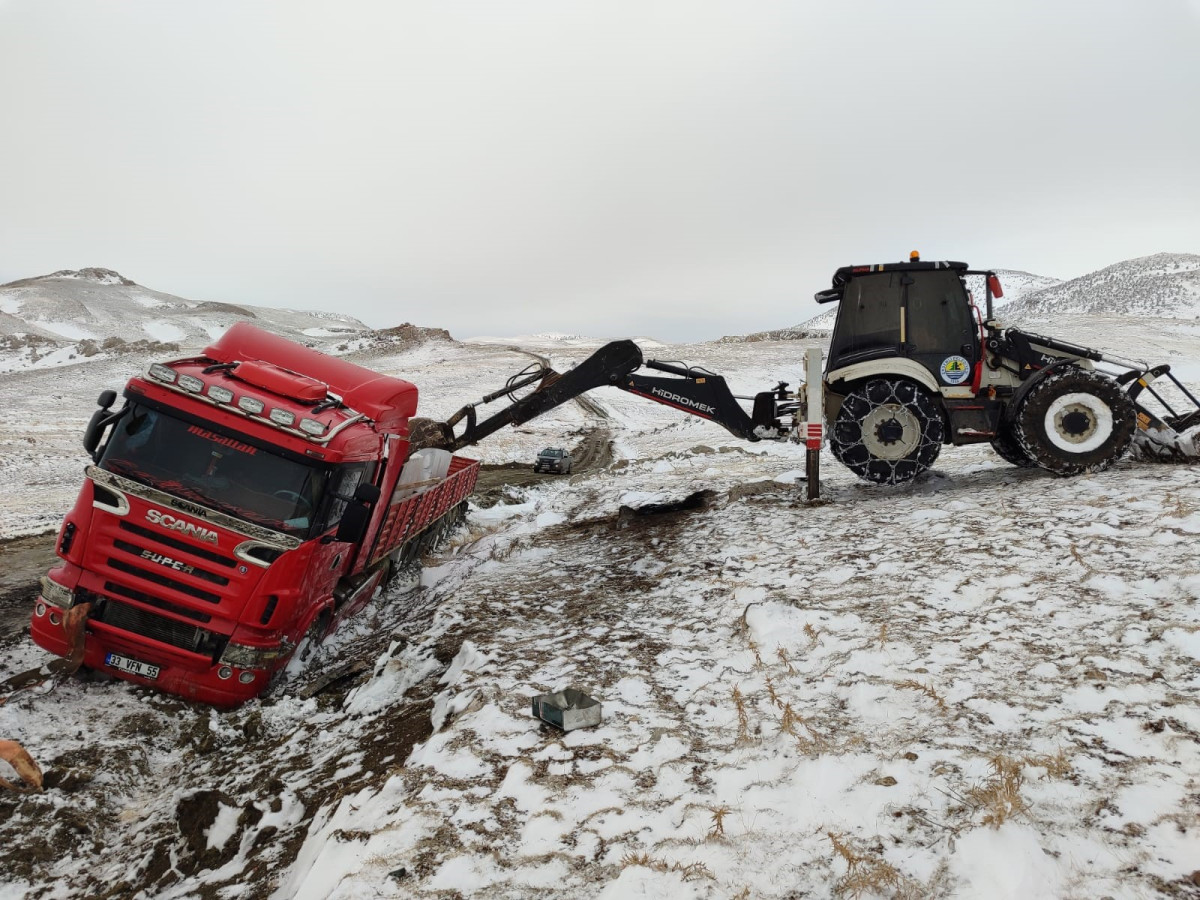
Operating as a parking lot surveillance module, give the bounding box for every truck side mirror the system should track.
[353,483,381,504]
[83,390,121,461]
[333,483,381,544]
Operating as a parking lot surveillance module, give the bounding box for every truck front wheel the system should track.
[1014,368,1135,475]
[830,379,944,485]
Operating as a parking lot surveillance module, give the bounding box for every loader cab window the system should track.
[906,270,976,358]
[829,273,903,368]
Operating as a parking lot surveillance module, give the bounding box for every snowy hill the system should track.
[0,266,372,367]
[0,268,433,374]
[1004,252,1200,321]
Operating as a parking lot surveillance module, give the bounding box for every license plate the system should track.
[105,652,161,680]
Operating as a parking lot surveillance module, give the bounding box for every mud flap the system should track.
[0,740,43,792]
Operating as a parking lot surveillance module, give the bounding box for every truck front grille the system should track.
[102,581,212,623]
[107,557,223,604]
[118,521,236,569]
[95,595,224,657]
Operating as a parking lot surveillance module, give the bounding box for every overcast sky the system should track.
[1,2,1198,342]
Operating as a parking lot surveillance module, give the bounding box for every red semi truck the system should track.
[30,323,478,707]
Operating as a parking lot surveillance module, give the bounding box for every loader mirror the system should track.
[97,389,117,410]
[987,274,1004,299]
[814,288,842,304]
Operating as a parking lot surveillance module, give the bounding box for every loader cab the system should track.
[821,259,980,390]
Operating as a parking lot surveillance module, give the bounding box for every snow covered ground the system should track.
[2,321,1199,899]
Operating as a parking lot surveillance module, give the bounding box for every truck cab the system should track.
[31,323,477,706]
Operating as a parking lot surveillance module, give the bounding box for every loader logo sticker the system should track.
[940,355,971,385]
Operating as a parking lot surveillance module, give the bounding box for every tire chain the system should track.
[831,379,944,485]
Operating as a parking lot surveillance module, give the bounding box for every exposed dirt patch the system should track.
[0,532,56,649]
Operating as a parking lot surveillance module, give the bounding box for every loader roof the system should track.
[830,259,969,289]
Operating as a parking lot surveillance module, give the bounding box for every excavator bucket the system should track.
[410,340,644,452]
[1122,365,1200,461]
[0,740,43,792]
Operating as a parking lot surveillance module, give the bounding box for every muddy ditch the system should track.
[0,532,58,650]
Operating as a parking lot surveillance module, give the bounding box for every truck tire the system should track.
[990,424,1037,468]
[830,379,944,485]
[1014,368,1135,475]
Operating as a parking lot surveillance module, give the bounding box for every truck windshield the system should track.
[99,403,327,537]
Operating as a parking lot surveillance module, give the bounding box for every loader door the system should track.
[828,273,905,370]
[904,270,980,390]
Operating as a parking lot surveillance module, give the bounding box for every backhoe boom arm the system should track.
[409,340,795,451]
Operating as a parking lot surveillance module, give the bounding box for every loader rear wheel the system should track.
[1014,368,1136,475]
[990,424,1037,468]
[830,379,944,485]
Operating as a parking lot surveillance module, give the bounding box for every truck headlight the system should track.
[39,576,74,609]
[219,642,286,670]
[207,385,234,404]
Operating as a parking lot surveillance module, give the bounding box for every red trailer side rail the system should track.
[371,455,479,566]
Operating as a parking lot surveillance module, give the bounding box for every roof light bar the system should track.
[148,363,177,384]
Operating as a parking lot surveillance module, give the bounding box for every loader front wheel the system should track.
[1014,368,1136,475]
[830,379,944,485]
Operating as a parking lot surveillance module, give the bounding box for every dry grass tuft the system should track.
[1069,543,1096,573]
[968,755,1030,826]
[731,684,752,745]
[709,804,731,839]
[620,852,715,882]
[765,675,781,709]
[895,679,948,712]
[779,702,801,737]
[827,831,909,899]
[776,646,796,674]
[878,623,888,648]
[804,623,821,647]
[748,639,765,671]
[794,720,830,757]
[1023,748,1071,779]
